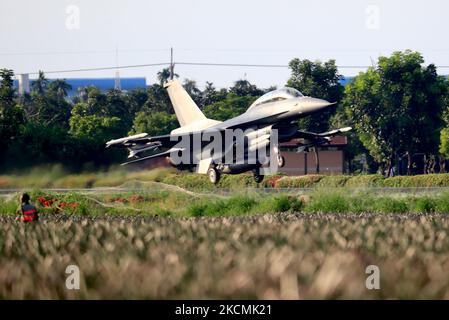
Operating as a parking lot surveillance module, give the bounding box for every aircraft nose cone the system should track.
[298,97,336,113]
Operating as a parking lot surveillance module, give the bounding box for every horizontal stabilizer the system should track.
[294,127,352,140]
[318,126,352,137]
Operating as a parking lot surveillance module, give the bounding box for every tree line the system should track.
[0,50,448,175]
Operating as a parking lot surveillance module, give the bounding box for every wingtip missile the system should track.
[105,133,148,148]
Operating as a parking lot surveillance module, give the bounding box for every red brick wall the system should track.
[280,150,344,175]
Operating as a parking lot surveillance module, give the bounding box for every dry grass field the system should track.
[1,213,449,299]
[2,168,449,300]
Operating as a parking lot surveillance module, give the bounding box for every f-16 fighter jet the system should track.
[106,79,351,184]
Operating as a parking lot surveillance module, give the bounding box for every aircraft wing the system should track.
[106,132,178,164]
[106,110,290,153]
[291,127,352,152]
[106,132,172,148]
[120,148,184,165]
[293,126,352,140]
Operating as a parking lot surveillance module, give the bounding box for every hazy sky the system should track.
[1,0,448,88]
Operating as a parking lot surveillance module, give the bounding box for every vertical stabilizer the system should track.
[164,80,206,127]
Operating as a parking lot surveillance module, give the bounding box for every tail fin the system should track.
[164,80,206,127]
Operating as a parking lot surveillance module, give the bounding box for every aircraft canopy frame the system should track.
[248,87,303,111]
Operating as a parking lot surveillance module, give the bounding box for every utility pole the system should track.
[170,47,174,80]
[18,73,30,95]
[114,46,121,90]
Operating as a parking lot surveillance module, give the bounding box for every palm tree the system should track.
[48,79,72,100]
[31,70,49,95]
[157,67,178,85]
[77,86,89,102]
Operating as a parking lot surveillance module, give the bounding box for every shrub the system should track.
[226,196,257,214]
[276,175,325,188]
[261,174,285,188]
[373,197,408,214]
[382,176,408,187]
[414,197,436,213]
[304,191,350,213]
[217,174,257,189]
[347,192,376,213]
[435,193,449,213]
[271,196,292,212]
[345,174,384,187]
[289,196,304,212]
[154,207,173,217]
[163,173,212,191]
[318,175,351,187]
[257,195,291,213]
[383,174,449,188]
[0,198,18,215]
[186,203,208,217]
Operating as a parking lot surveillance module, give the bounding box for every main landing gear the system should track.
[252,169,264,183]
[207,167,221,184]
[207,166,265,184]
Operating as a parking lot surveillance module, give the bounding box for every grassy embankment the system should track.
[2,166,449,216]
[1,187,449,217]
[2,165,449,190]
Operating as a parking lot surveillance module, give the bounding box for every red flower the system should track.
[37,196,59,207]
[38,197,47,205]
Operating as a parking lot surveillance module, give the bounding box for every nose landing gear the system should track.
[277,155,285,168]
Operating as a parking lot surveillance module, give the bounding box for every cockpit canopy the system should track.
[248,87,303,111]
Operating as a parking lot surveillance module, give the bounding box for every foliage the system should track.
[439,82,449,158]
[203,93,257,121]
[5,167,449,190]
[129,111,178,136]
[439,127,449,158]
[287,58,344,132]
[344,50,448,172]
[275,175,325,188]
[0,69,25,167]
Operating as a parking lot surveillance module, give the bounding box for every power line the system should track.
[176,61,449,69]
[177,61,449,69]
[0,48,170,56]
[26,62,171,75]
[20,61,449,76]
[177,62,375,69]
[21,62,376,75]
[177,62,289,68]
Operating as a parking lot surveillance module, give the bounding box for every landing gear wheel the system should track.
[207,167,220,184]
[277,155,285,168]
[253,171,264,183]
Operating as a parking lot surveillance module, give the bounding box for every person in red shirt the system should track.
[17,193,39,222]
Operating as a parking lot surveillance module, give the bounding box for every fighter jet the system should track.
[106,79,351,184]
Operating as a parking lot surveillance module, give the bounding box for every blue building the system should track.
[339,76,354,86]
[14,76,354,97]
[14,77,147,97]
